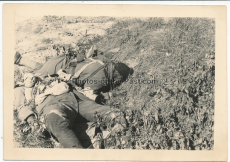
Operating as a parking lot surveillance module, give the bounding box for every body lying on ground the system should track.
[14,47,133,148]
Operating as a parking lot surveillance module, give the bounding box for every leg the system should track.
[15,87,36,121]
[77,99,111,122]
[19,57,42,70]
[14,52,42,69]
[45,104,83,148]
[77,99,127,128]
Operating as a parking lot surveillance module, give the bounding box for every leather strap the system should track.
[70,61,115,91]
[73,60,98,79]
[78,64,107,87]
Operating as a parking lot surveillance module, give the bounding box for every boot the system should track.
[95,109,128,134]
[27,116,40,135]
[103,109,127,128]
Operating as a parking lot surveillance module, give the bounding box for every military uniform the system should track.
[15,85,111,148]
[14,50,131,148]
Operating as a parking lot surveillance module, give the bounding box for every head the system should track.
[24,73,37,88]
[112,62,134,87]
[67,43,79,59]
[76,49,86,62]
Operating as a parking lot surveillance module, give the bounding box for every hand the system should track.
[84,87,97,101]
[57,69,72,81]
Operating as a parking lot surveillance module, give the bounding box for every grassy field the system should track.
[14,16,215,150]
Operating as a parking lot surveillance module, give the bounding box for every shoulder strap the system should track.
[78,64,107,88]
[88,58,104,65]
[73,60,96,78]
[73,59,104,79]
[79,62,115,90]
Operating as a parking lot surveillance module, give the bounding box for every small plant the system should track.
[42,38,53,44]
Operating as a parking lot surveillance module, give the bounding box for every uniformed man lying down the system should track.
[14,46,133,148]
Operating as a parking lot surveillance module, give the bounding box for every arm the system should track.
[17,105,39,134]
[79,87,108,104]
[17,105,37,122]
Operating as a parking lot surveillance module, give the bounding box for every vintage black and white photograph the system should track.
[13,14,215,150]
[3,4,227,161]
